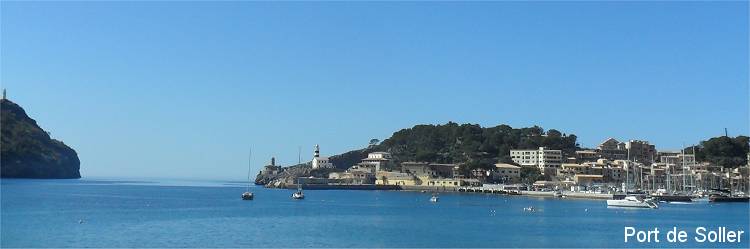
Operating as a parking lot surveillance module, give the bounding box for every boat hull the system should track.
[652,195,692,202]
[709,196,749,202]
[607,199,658,208]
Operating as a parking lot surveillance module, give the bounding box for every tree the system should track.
[520,166,543,184]
[368,139,380,148]
[695,136,749,168]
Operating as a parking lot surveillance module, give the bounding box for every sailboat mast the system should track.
[682,146,686,192]
[626,147,630,193]
[651,154,655,192]
[251,148,253,192]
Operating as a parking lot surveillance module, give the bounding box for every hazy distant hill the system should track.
[1,98,80,178]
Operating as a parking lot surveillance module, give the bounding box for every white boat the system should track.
[607,158,657,209]
[429,194,439,203]
[607,196,658,208]
[292,178,304,200]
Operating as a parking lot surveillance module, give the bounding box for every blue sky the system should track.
[1,1,747,180]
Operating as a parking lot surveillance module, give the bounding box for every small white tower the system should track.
[311,144,333,169]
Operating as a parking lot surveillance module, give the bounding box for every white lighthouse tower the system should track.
[311,144,333,169]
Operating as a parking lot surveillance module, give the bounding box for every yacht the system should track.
[607,157,658,209]
[651,189,692,202]
[429,193,439,203]
[607,196,658,208]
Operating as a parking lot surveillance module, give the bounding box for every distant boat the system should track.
[242,149,254,200]
[429,193,439,203]
[292,178,305,200]
[607,196,658,208]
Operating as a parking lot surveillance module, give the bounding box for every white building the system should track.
[360,152,392,172]
[510,147,562,175]
[494,163,521,183]
[311,144,334,169]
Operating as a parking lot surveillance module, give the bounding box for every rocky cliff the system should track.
[1,99,80,178]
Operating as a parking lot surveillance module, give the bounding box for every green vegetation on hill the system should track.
[329,122,580,173]
[1,99,80,178]
[685,136,749,168]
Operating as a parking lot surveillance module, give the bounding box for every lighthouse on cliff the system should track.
[311,144,334,169]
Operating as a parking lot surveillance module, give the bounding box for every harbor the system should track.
[2,178,748,248]
[255,139,750,205]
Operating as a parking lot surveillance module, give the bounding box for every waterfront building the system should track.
[574,174,605,185]
[597,138,627,160]
[422,178,463,187]
[470,168,488,181]
[311,144,334,169]
[558,163,592,176]
[401,162,455,178]
[361,152,392,172]
[510,147,562,175]
[532,180,558,190]
[260,157,283,175]
[657,151,681,162]
[660,153,696,168]
[330,165,376,184]
[493,163,521,183]
[574,150,601,163]
[375,171,418,186]
[625,140,657,164]
[602,165,625,183]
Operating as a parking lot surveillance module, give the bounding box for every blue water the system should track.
[2,179,748,248]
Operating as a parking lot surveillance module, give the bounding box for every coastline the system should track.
[275,184,612,200]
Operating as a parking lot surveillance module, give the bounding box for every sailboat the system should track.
[292,178,305,200]
[242,149,254,200]
[607,153,658,208]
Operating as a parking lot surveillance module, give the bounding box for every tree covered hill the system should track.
[1,99,80,178]
[327,122,580,172]
[685,135,749,168]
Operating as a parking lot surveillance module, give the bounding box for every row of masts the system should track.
[624,146,746,195]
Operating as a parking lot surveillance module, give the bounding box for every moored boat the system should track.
[292,178,305,200]
[652,194,692,202]
[241,149,254,201]
[429,193,439,203]
[607,196,658,208]
[709,194,749,202]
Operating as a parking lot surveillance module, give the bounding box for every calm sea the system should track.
[1,179,748,248]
